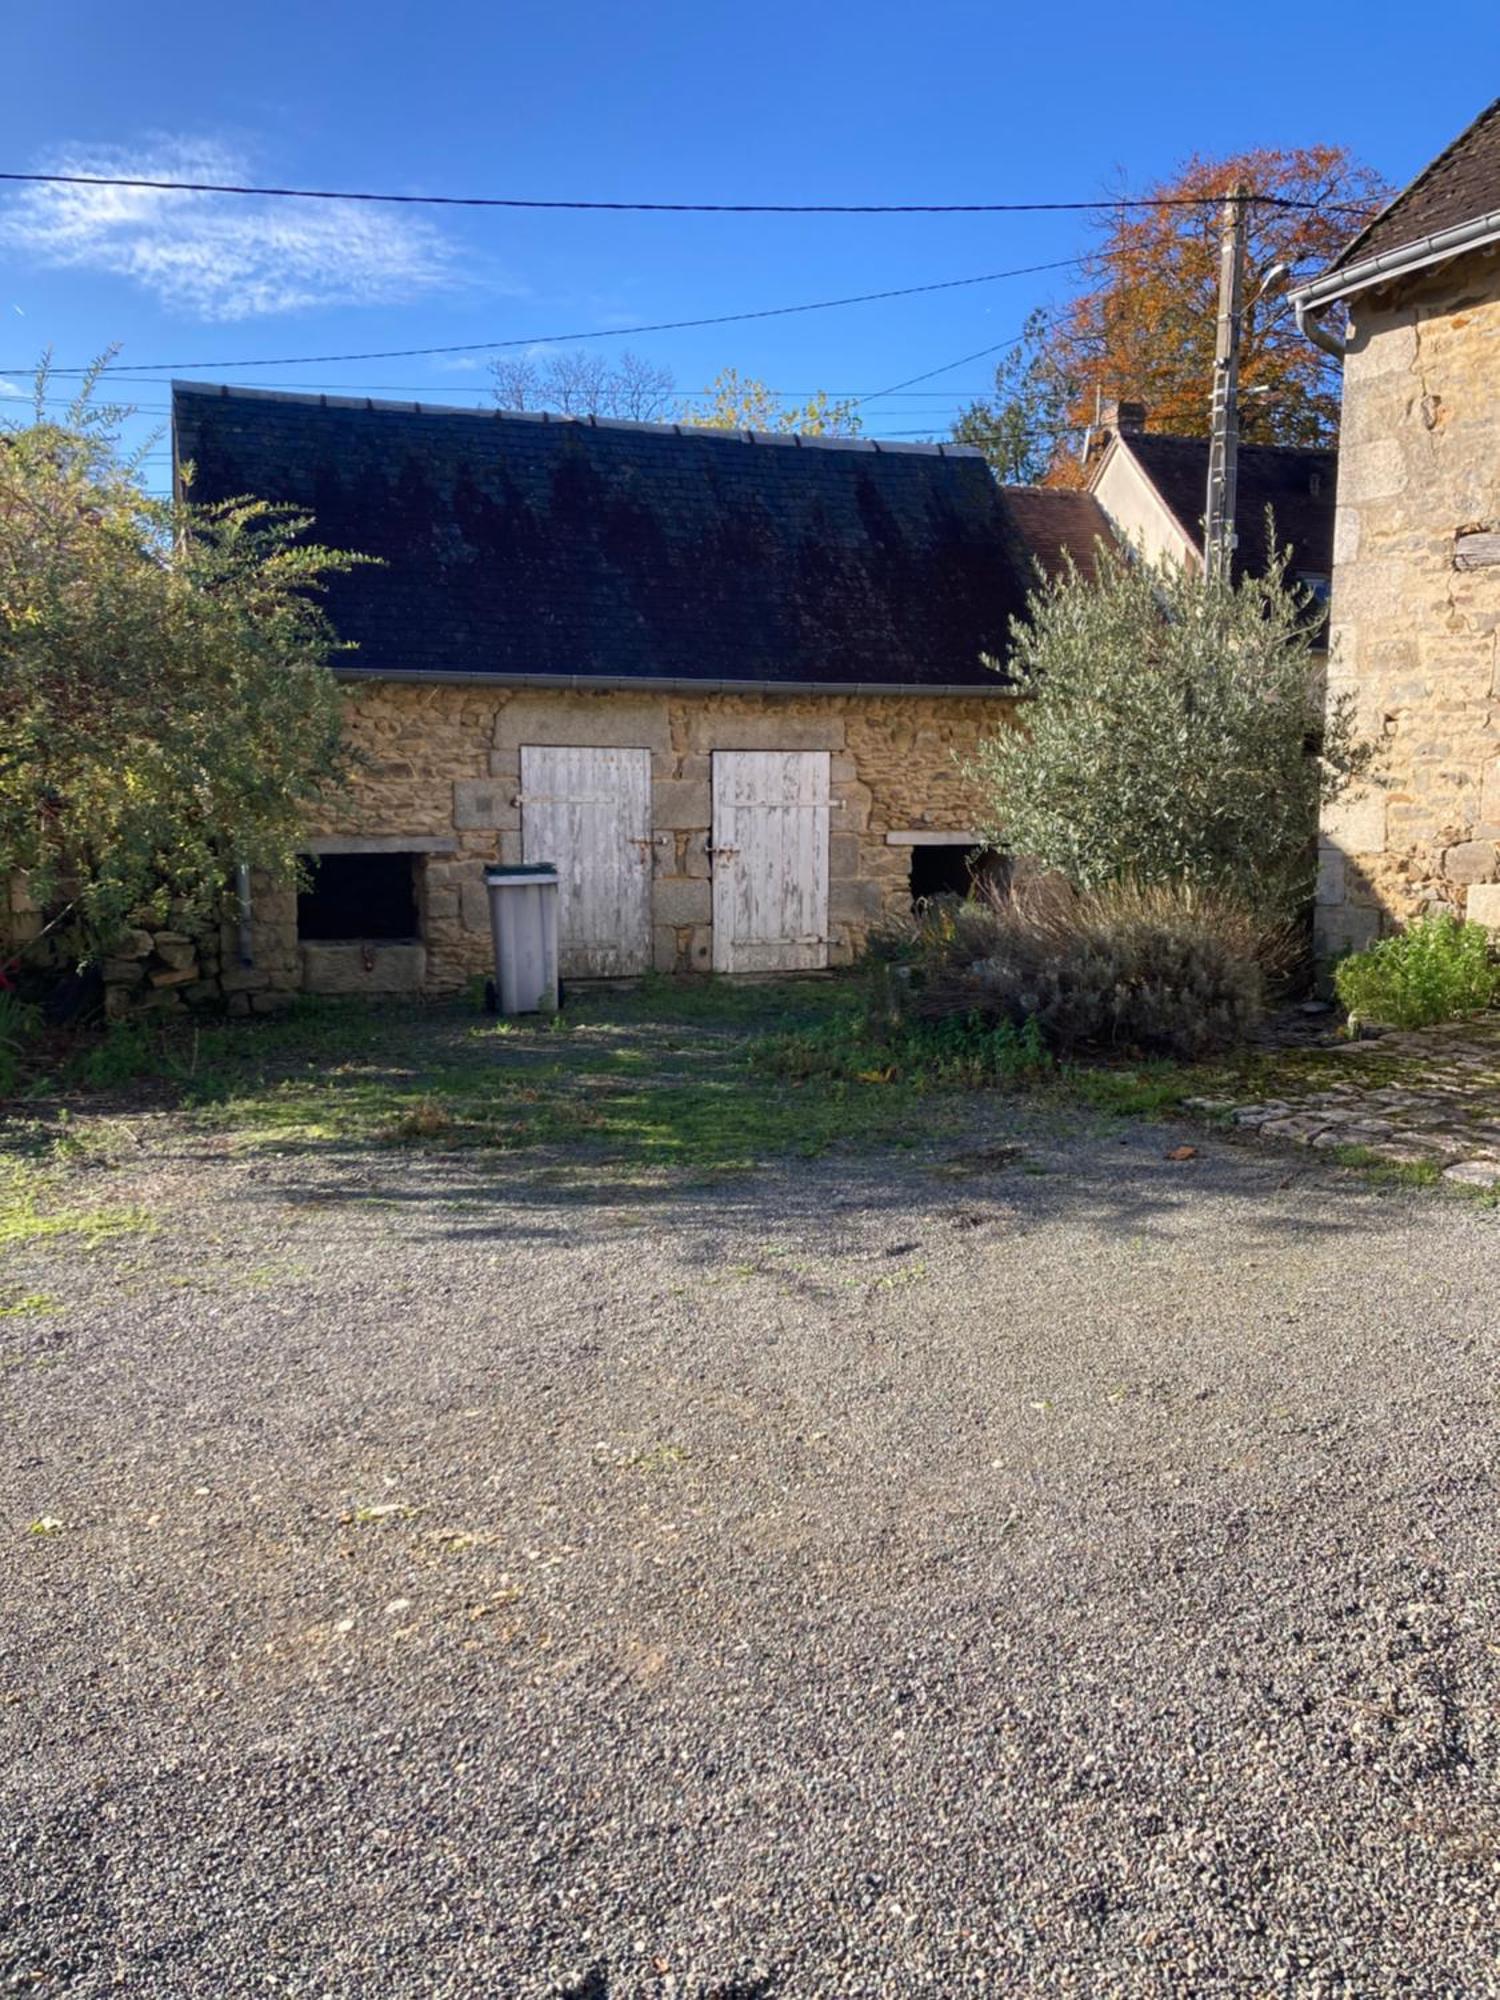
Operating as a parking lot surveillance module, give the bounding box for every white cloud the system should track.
[0,136,461,322]
[0,378,23,398]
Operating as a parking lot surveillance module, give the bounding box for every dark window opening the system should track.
[298,852,421,942]
[909,844,1009,907]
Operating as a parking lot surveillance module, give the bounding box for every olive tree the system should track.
[0,369,366,962]
[969,541,1371,915]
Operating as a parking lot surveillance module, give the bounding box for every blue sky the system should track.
[3,1,1495,490]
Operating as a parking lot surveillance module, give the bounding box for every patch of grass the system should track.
[570,971,853,1032]
[1329,1143,1447,1191]
[165,989,954,1175]
[1055,1062,1194,1118]
[59,1019,163,1089]
[0,1161,150,1250]
[0,1294,57,1318]
[755,1005,1052,1089]
[621,1443,688,1476]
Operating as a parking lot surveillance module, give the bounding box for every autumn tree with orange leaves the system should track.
[953,146,1390,483]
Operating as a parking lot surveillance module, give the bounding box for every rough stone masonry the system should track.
[229,683,1014,1004]
[1316,246,1500,958]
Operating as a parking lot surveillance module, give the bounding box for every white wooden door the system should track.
[711,751,830,973]
[520,746,652,977]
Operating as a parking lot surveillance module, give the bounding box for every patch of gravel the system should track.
[4,1107,1500,1995]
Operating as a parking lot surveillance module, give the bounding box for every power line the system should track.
[5,257,1088,376]
[858,328,1045,406]
[0,168,1375,217]
[12,374,1002,399]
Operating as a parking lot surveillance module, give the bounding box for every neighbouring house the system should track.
[1084,399,1336,607]
[1292,94,1500,957]
[172,383,1114,1003]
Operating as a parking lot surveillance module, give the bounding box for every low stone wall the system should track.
[1316,247,1500,958]
[3,878,241,1020]
[99,922,226,1018]
[240,680,1015,998]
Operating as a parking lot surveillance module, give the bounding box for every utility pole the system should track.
[1203,185,1248,586]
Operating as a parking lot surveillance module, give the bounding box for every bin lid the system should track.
[484,863,559,883]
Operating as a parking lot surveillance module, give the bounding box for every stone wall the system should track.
[241,682,1016,998]
[3,877,234,1019]
[1316,247,1500,958]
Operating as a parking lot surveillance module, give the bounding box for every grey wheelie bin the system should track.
[484,864,560,1015]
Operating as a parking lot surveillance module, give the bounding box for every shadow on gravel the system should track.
[224,1123,1367,1253]
[562,1968,780,2000]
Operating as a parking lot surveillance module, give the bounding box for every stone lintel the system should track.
[303,835,457,856]
[884,830,982,846]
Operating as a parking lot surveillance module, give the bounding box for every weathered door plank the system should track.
[711,750,830,973]
[520,745,652,977]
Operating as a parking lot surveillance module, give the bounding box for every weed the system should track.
[60,1020,164,1090]
[1334,913,1500,1031]
[343,1501,422,1525]
[873,1260,928,1290]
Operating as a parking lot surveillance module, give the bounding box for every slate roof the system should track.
[1115,433,1336,582]
[999,487,1118,585]
[173,384,1039,690]
[1323,95,1500,279]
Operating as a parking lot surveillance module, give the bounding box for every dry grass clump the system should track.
[383,1097,455,1143]
[891,880,1288,1060]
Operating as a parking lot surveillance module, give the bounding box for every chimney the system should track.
[1099,398,1147,435]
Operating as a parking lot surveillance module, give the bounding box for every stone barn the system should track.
[172,384,1111,1002]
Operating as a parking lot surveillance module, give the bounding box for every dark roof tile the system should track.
[1324,96,1500,278]
[1115,434,1336,581]
[173,385,1036,689]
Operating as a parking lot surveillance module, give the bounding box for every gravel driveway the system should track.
[5,1073,1500,1995]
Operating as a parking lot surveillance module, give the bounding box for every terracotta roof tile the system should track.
[998,487,1117,583]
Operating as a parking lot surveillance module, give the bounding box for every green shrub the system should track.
[966,542,1374,917]
[0,990,40,1097]
[899,881,1278,1061]
[1333,912,1500,1031]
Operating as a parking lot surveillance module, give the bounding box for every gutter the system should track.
[1292,206,1500,319]
[1295,295,1348,359]
[332,669,1016,698]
